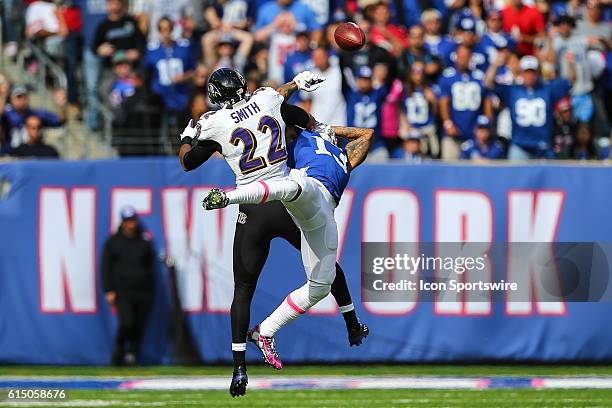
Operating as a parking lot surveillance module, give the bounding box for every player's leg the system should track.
[229,204,272,397]
[203,178,301,210]
[227,179,301,205]
[257,219,338,337]
[280,207,366,342]
[250,178,339,368]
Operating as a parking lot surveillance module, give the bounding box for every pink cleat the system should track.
[247,325,283,369]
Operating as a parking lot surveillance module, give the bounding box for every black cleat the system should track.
[348,322,369,347]
[229,365,248,397]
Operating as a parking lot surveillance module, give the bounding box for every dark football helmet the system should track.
[207,68,248,106]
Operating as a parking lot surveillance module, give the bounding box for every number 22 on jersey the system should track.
[230,115,287,174]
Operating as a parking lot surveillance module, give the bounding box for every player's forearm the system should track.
[179,141,219,171]
[276,81,298,101]
[343,127,374,170]
[332,126,373,141]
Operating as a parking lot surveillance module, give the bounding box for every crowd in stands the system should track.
[0,0,610,161]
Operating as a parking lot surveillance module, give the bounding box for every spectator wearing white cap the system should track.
[485,53,576,160]
[460,115,506,160]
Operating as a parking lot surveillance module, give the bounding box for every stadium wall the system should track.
[0,158,611,364]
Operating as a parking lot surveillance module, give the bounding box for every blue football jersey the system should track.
[441,42,489,72]
[287,130,349,204]
[346,87,387,137]
[283,51,313,104]
[402,86,437,128]
[144,39,196,112]
[494,79,571,150]
[438,67,488,141]
[460,139,506,159]
[479,32,516,64]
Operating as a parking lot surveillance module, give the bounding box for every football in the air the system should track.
[334,22,366,51]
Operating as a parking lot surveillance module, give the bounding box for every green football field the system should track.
[2,365,612,408]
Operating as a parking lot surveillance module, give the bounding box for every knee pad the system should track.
[307,280,332,303]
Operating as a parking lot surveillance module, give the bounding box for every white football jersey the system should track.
[195,87,289,186]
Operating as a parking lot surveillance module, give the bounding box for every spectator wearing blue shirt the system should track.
[421,8,455,59]
[479,10,516,65]
[346,66,387,150]
[1,85,66,154]
[400,128,428,163]
[108,52,137,110]
[485,54,575,160]
[255,0,321,41]
[283,31,313,104]
[439,44,492,159]
[400,61,439,157]
[144,17,195,115]
[460,115,506,160]
[401,24,441,79]
[441,16,489,72]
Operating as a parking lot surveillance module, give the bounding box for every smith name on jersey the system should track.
[287,129,349,205]
[195,87,289,186]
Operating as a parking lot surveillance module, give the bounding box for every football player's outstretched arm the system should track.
[332,126,374,171]
[178,119,221,171]
[276,71,325,101]
[276,81,299,101]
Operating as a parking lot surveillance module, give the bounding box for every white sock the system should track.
[339,303,354,313]
[259,281,330,337]
[226,180,300,205]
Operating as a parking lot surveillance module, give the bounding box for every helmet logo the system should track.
[208,83,221,98]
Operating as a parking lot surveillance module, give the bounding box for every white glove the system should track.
[180,119,197,142]
[312,121,337,145]
[293,71,325,92]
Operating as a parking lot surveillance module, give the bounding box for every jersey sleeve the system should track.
[438,76,451,98]
[195,111,220,142]
[252,87,284,107]
[549,79,571,105]
[493,83,511,106]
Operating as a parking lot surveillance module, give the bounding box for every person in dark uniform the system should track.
[102,206,155,366]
